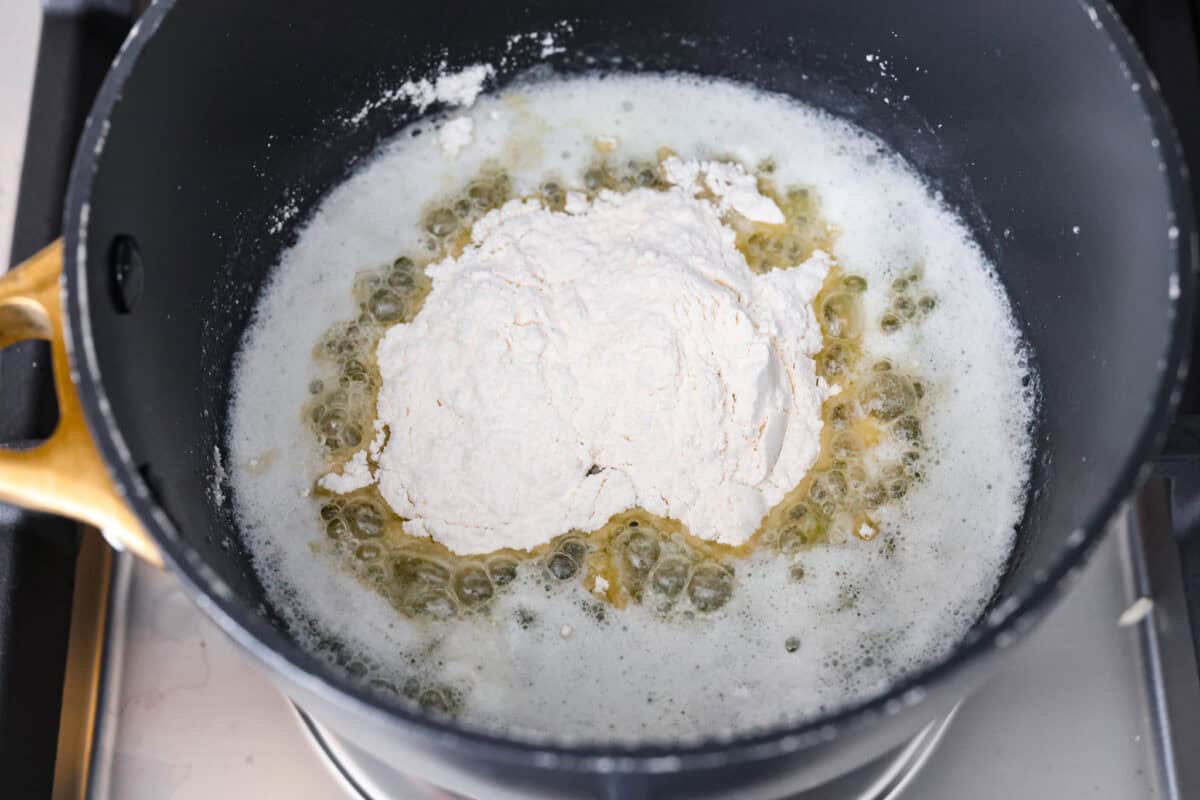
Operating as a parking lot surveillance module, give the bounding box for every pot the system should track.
[0,0,1193,797]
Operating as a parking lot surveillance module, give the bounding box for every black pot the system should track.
[0,0,1193,797]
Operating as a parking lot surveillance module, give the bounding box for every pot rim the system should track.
[60,0,1197,772]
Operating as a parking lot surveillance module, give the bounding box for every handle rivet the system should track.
[108,234,143,314]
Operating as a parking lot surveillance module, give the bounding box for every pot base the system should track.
[295,704,958,800]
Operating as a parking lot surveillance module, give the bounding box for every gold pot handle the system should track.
[0,240,162,566]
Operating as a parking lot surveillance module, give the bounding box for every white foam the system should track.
[228,74,1033,744]
[436,116,474,158]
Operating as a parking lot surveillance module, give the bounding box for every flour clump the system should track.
[364,174,830,554]
[399,63,495,111]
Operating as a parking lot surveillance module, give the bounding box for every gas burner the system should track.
[296,706,958,800]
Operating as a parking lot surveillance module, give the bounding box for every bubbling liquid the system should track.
[228,73,1034,743]
[305,154,933,619]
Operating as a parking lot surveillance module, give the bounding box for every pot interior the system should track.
[69,0,1187,751]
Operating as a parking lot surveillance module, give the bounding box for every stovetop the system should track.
[4,2,1200,798]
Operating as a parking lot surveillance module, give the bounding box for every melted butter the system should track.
[736,176,834,273]
[305,154,934,619]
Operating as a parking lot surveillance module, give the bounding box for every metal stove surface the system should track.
[293,705,961,800]
[84,502,1200,800]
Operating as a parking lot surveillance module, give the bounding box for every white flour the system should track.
[397,63,494,111]
[316,450,373,494]
[229,74,1034,743]
[663,157,785,224]
[346,63,494,125]
[368,185,828,554]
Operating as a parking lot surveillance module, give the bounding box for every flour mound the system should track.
[372,185,830,554]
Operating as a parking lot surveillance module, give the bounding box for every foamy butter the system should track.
[229,74,1033,743]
